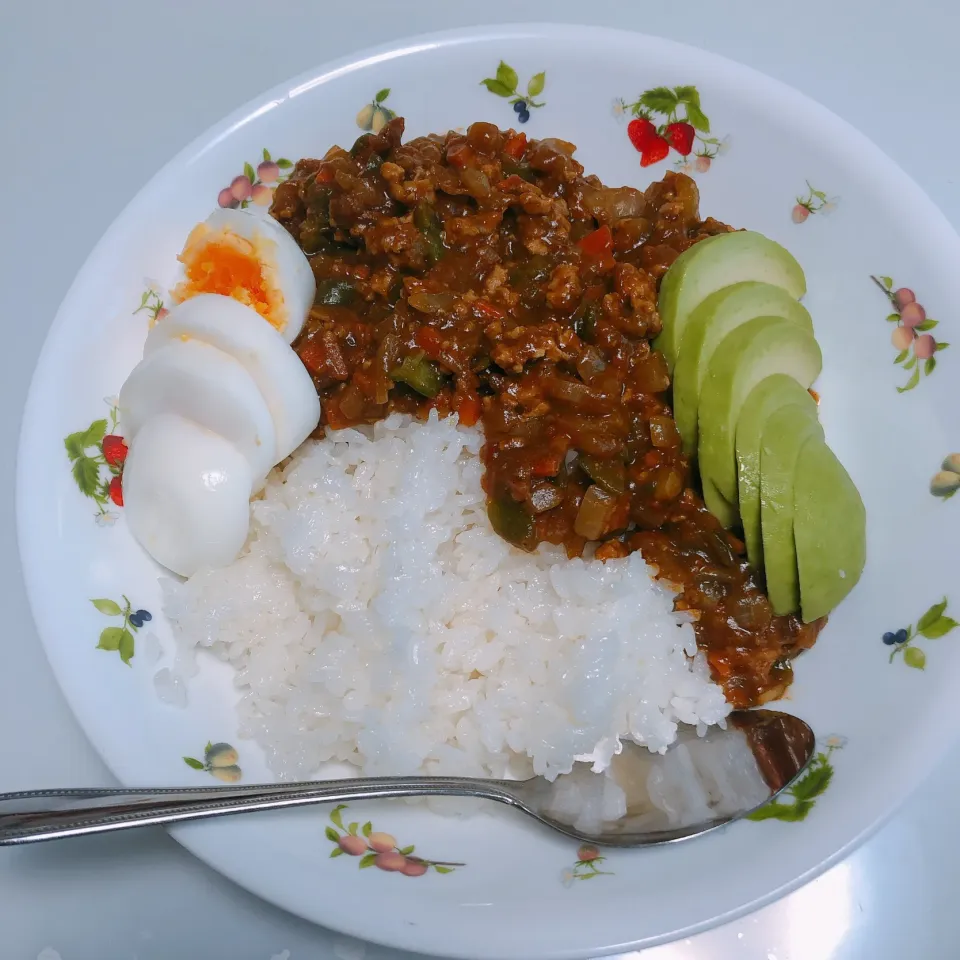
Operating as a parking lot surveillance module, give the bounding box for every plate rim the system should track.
[16,20,960,959]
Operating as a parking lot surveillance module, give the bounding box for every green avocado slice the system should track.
[656,231,806,373]
[794,435,867,623]
[673,282,812,455]
[736,375,819,572]
[759,404,824,615]
[698,316,822,513]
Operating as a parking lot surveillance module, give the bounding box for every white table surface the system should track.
[4,1,960,957]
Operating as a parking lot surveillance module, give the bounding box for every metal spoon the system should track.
[0,709,813,848]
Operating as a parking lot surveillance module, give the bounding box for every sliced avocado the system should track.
[702,475,738,530]
[655,231,806,372]
[758,404,824,615]
[673,282,813,455]
[698,316,822,511]
[736,375,819,571]
[794,436,867,623]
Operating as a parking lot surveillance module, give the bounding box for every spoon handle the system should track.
[0,778,519,846]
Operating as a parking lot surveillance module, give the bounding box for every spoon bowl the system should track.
[0,709,813,848]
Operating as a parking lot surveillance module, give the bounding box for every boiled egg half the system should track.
[172,207,315,343]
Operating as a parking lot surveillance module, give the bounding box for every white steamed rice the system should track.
[162,411,730,783]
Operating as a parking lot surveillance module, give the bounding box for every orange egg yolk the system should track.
[172,225,287,334]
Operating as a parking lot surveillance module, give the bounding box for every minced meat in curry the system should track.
[270,117,823,708]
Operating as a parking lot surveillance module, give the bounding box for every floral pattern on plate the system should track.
[614,85,726,169]
[931,454,960,499]
[791,181,839,223]
[872,275,949,392]
[560,844,613,886]
[747,736,846,823]
[90,596,151,665]
[883,598,958,669]
[65,399,127,521]
[326,804,464,876]
[183,742,242,782]
[480,61,545,123]
[356,89,397,133]
[216,149,293,210]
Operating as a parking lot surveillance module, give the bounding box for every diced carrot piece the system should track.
[473,299,505,320]
[577,225,613,259]
[707,652,735,680]
[415,326,445,360]
[298,340,326,375]
[456,392,482,427]
[324,401,351,430]
[446,143,476,169]
[502,133,527,160]
[532,454,563,477]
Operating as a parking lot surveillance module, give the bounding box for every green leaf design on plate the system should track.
[638,86,679,114]
[375,88,390,103]
[434,865,454,874]
[262,148,271,161]
[359,852,377,869]
[746,801,794,821]
[886,313,901,323]
[937,341,951,350]
[243,161,256,183]
[118,628,135,665]
[898,367,921,393]
[399,844,414,856]
[64,431,88,460]
[916,318,939,331]
[97,626,125,651]
[904,646,926,669]
[183,757,205,770]
[920,615,958,639]
[277,158,293,169]
[893,348,908,364]
[673,84,700,105]
[91,598,123,616]
[330,847,343,858]
[72,457,101,497]
[904,353,917,370]
[789,758,833,801]
[925,357,937,376]
[527,72,545,97]
[880,275,893,288]
[362,821,372,837]
[330,805,346,830]
[685,102,710,133]
[348,821,359,835]
[325,826,340,843]
[480,78,514,98]
[917,599,947,631]
[495,61,519,91]
[84,419,108,447]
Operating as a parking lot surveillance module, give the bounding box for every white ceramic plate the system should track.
[17,23,960,960]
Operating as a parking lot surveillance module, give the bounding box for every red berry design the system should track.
[664,122,695,156]
[108,475,123,507]
[640,136,670,167]
[626,118,657,152]
[914,334,937,360]
[102,435,128,467]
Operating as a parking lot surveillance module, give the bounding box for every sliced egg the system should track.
[145,294,320,461]
[119,338,276,484]
[123,413,252,577]
[171,208,315,343]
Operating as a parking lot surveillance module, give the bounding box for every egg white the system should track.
[146,294,320,461]
[123,413,253,577]
[119,338,276,485]
[174,207,315,343]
